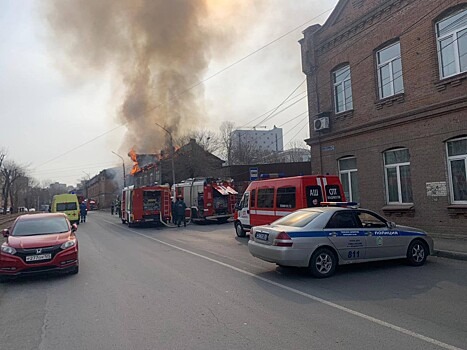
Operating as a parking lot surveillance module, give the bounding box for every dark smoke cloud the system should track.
[44,0,256,154]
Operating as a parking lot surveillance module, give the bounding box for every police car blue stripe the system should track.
[288,230,426,238]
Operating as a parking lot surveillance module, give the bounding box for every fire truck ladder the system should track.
[160,193,177,228]
[158,192,193,228]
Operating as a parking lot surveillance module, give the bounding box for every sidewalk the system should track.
[431,234,467,261]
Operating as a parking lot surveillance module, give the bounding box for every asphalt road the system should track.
[1,211,466,350]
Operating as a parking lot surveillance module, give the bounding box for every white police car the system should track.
[248,203,434,278]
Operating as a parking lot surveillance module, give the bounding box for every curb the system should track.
[433,249,467,261]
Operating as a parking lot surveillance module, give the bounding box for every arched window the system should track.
[383,148,413,204]
[446,136,467,204]
[332,65,353,113]
[436,7,467,78]
[338,156,359,202]
[376,41,404,99]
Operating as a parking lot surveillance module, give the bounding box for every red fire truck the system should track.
[121,185,172,227]
[173,178,238,223]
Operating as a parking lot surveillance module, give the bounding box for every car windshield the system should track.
[11,217,70,236]
[272,210,321,227]
[56,202,77,211]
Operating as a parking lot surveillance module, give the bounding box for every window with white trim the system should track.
[377,42,404,99]
[447,137,467,203]
[437,8,467,78]
[333,65,353,113]
[338,157,359,203]
[384,148,413,204]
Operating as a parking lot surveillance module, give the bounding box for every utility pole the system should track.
[111,152,127,187]
[154,122,176,188]
[82,171,91,200]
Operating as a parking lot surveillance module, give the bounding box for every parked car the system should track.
[248,204,434,278]
[0,213,79,282]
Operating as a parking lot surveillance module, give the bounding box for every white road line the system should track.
[103,220,462,350]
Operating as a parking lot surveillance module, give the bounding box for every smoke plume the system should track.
[44,0,258,153]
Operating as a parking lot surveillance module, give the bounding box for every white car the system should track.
[248,206,434,278]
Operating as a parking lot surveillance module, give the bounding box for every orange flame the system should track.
[128,147,141,175]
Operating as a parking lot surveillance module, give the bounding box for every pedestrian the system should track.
[79,202,87,223]
[111,201,114,215]
[115,200,121,217]
[174,197,187,227]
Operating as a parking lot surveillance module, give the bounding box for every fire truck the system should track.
[121,184,172,227]
[173,178,238,223]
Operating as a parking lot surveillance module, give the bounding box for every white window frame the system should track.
[384,148,412,204]
[333,65,353,113]
[338,157,358,202]
[446,137,467,204]
[436,8,467,79]
[377,42,404,99]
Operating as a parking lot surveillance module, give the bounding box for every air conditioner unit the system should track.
[313,116,330,131]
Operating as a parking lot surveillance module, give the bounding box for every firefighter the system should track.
[111,201,115,215]
[174,197,187,227]
[79,202,87,223]
[115,199,121,217]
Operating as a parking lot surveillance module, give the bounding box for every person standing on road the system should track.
[80,202,87,223]
[174,197,187,227]
[111,201,115,215]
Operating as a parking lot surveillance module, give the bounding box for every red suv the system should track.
[0,213,79,282]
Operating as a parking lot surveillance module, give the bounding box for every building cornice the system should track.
[317,0,408,55]
[307,96,467,145]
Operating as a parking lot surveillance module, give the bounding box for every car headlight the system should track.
[61,240,76,250]
[1,245,16,255]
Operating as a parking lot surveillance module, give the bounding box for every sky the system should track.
[0,0,338,187]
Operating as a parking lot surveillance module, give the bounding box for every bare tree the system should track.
[175,129,220,155]
[218,121,236,165]
[285,141,311,162]
[1,161,25,213]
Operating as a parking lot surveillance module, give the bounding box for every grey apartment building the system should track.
[300,0,467,234]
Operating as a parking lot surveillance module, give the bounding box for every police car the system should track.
[248,203,434,278]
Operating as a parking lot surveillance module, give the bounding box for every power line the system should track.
[32,7,334,172]
[253,79,306,128]
[239,92,307,129]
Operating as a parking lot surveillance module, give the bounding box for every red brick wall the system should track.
[302,0,467,234]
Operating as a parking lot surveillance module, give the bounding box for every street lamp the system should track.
[82,171,90,199]
[154,122,176,188]
[112,151,127,187]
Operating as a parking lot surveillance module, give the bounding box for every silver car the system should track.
[248,207,434,278]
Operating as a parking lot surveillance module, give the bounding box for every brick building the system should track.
[300,0,467,234]
[87,168,121,208]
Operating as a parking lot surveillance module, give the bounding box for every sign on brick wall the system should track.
[426,182,447,197]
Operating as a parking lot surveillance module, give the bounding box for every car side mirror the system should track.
[2,229,9,237]
[387,221,396,229]
[71,224,78,232]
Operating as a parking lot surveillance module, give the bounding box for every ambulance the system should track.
[234,175,346,237]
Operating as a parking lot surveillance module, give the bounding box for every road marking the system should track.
[104,220,461,350]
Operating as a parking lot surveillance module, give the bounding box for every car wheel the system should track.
[309,248,337,278]
[235,222,246,237]
[407,240,428,266]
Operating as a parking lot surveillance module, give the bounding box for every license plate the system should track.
[255,232,269,241]
[26,254,52,262]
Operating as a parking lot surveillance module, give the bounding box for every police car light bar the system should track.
[320,202,359,207]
